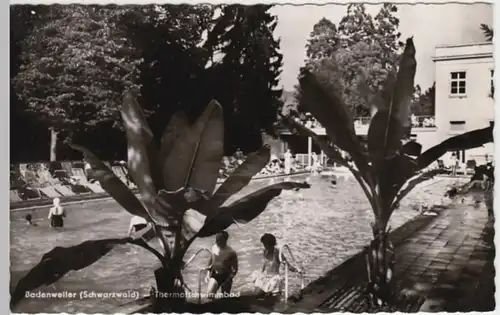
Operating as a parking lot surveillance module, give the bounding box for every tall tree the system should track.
[13,5,141,161]
[297,4,403,117]
[411,82,435,116]
[10,5,51,163]
[120,4,215,137]
[205,5,284,153]
[306,17,340,60]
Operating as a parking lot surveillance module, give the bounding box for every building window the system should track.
[490,69,495,97]
[450,71,466,96]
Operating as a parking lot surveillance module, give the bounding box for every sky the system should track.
[270,3,493,92]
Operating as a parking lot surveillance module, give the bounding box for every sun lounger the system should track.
[39,187,63,198]
[85,182,105,193]
[72,168,89,184]
[53,184,75,197]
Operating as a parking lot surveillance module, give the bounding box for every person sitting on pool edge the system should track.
[48,197,65,228]
[250,233,302,297]
[204,231,238,299]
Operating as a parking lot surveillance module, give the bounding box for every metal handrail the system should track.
[279,244,305,303]
[183,248,214,304]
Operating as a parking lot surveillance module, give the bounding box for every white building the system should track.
[433,42,494,165]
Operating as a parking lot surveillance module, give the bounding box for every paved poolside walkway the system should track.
[282,203,495,313]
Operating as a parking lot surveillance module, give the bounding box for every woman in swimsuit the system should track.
[250,233,301,296]
[48,197,65,228]
[205,231,238,299]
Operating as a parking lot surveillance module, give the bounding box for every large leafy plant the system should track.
[11,93,309,312]
[284,37,494,306]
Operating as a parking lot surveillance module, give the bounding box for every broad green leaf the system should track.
[203,145,272,215]
[121,91,154,144]
[159,112,190,189]
[416,126,494,171]
[70,144,148,218]
[197,181,311,237]
[10,237,162,309]
[163,100,224,194]
[158,187,210,215]
[121,92,172,226]
[401,141,422,157]
[377,153,418,208]
[367,38,416,164]
[389,168,445,214]
[298,70,360,155]
[298,71,370,178]
[148,144,164,191]
[118,92,162,190]
[283,116,347,166]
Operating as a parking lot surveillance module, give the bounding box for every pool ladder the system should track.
[183,248,214,304]
[279,244,305,303]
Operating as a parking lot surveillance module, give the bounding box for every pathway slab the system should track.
[282,204,494,312]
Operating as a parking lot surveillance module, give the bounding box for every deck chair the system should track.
[39,187,63,198]
[71,168,88,184]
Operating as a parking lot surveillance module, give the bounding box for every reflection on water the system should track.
[10,175,448,313]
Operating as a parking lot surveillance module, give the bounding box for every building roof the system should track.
[433,41,493,62]
[435,42,492,49]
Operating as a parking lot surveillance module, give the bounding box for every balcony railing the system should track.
[296,114,436,129]
[411,115,436,128]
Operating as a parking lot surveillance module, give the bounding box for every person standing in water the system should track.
[205,231,238,298]
[48,197,65,228]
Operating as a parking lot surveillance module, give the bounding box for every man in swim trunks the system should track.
[205,231,238,298]
[48,197,65,228]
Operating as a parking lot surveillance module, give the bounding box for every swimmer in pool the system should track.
[205,231,238,298]
[48,197,65,228]
[25,213,37,226]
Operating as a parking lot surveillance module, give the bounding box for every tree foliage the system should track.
[297,4,403,117]
[205,5,284,152]
[411,82,435,116]
[11,4,285,161]
[13,5,142,133]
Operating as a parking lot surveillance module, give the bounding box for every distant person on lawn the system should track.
[205,231,238,298]
[48,197,65,228]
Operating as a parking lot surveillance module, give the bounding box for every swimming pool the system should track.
[10,174,450,313]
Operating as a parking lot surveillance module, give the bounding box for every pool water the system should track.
[10,174,449,313]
